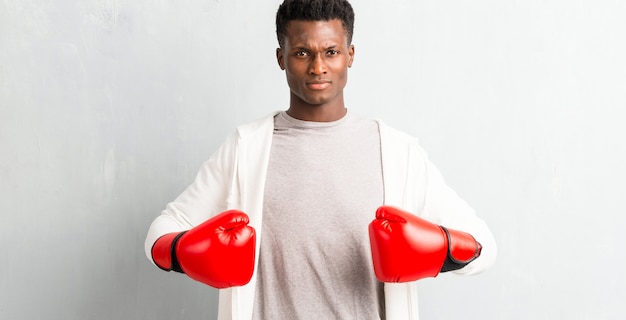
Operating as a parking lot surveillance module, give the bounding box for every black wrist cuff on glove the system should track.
[440,254,469,272]
[170,231,187,273]
[439,226,481,273]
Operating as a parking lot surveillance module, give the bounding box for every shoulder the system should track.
[234,111,279,140]
[375,120,431,169]
[208,112,277,160]
[375,120,421,146]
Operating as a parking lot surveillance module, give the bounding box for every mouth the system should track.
[306,80,331,90]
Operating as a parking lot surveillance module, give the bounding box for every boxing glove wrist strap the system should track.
[439,226,482,273]
[151,231,187,273]
[170,231,187,273]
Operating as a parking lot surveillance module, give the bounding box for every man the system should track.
[145,0,497,319]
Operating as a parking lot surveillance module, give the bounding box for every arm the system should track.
[419,156,497,276]
[144,132,238,262]
[369,159,496,282]
[372,129,497,281]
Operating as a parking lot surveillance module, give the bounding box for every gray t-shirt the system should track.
[252,110,385,319]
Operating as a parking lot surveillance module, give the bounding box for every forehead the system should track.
[284,19,348,46]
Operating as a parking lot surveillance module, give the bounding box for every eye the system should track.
[295,50,308,57]
[327,49,339,56]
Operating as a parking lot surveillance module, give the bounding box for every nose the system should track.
[309,53,327,75]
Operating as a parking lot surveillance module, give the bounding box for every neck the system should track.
[286,106,347,122]
[286,97,347,122]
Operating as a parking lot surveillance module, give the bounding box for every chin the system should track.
[303,95,334,106]
[292,90,338,107]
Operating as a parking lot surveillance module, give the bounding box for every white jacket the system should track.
[145,112,497,320]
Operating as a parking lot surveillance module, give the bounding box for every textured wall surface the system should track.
[1,0,625,319]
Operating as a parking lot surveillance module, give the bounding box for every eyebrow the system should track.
[292,44,339,51]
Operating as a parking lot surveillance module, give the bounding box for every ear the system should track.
[348,44,355,68]
[276,47,285,70]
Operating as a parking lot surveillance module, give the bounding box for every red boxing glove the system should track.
[368,206,481,283]
[151,210,256,288]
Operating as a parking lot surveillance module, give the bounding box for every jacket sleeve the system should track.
[144,132,239,262]
[419,150,497,276]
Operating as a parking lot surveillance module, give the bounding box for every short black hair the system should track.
[276,0,355,48]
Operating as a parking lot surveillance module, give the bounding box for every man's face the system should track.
[277,19,355,109]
